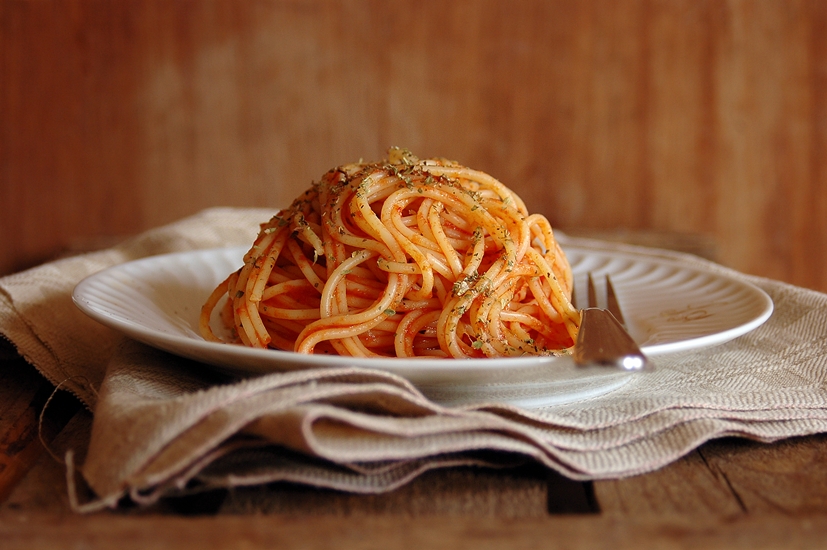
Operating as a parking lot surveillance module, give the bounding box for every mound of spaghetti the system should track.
[200,148,580,358]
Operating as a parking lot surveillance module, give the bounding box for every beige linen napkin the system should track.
[3,208,827,511]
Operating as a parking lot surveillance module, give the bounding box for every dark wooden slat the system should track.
[0,355,43,434]
[1,410,92,515]
[0,360,54,504]
[0,358,82,504]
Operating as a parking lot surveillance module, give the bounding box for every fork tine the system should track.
[587,273,598,309]
[605,275,625,326]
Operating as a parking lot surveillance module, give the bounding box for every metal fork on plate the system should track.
[572,274,650,372]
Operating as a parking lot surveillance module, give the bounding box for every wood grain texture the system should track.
[4,513,827,550]
[593,449,745,516]
[594,434,827,517]
[700,435,827,514]
[0,359,83,505]
[3,0,827,291]
[0,411,91,515]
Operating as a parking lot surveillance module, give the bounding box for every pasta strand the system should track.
[200,148,580,358]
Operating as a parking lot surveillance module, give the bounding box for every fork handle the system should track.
[573,308,650,371]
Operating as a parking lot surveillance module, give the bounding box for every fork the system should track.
[571,273,650,372]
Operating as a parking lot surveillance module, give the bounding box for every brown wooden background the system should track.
[3,0,826,291]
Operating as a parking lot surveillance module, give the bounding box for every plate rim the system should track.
[72,243,774,376]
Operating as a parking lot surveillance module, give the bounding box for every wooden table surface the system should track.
[3,346,827,549]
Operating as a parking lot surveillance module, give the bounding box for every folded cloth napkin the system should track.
[3,207,827,511]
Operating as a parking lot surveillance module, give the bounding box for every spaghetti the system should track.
[200,148,580,358]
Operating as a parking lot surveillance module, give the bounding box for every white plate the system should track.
[72,242,773,408]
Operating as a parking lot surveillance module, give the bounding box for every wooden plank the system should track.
[0,354,43,435]
[595,434,827,516]
[3,513,827,550]
[713,0,823,287]
[0,410,92,515]
[0,0,143,274]
[0,359,53,504]
[699,434,827,514]
[592,448,744,516]
[0,358,83,504]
